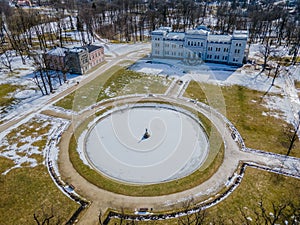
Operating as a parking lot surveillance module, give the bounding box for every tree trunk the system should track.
[271,64,280,86]
[33,72,45,95]
[45,70,53,93]
[287,121,300,156]
[39,69,49,95]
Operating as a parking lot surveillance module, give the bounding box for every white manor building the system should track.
[151,26,248,66]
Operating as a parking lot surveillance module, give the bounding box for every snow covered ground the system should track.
[0,114,69,175]
[130,57,300,128]
[0,72,81,123]
[130,58,282,93]
[0,39,149,123]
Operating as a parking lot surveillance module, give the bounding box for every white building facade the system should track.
[151,27,248,66]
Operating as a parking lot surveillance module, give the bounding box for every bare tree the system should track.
[32,70,45,95]
[31,53,52,95]
[290,26,300,65]
[271,63,282,86]
[259,39,277,72]
[238,197,300,225]
[286,111,300,156]
[0,0,11,44]
[0,48,13,72]
[2,7,36,65]
[178,198,207,225]
[33,204,63,225]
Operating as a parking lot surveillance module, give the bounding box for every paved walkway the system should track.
[164,79,189,97]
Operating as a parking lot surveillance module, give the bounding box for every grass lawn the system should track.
[0,116,58,168]
[296,80,300,99]
[184,81,300,157]
[107,168,300,224]
[206,167,300,224]
[0,116,79,224]
[95,68,171,102]
[295,80,300,89]
[0,83,22,115]
[67,103,224,197]
[0,163,79,225]
[55,65,172,112]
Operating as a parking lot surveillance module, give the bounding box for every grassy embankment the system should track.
[0,117,78,224]
[0,84,22,118]
[55,64,172,112]
[108,167,300,224]
[184,81,300,157]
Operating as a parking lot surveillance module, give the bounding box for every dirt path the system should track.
[58,95,242,224]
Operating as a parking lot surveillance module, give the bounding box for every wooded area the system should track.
[1,0,300,49]
[0,0,300,95]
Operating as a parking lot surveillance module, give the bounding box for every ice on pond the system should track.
[85,105,209,184]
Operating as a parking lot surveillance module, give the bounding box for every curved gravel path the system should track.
[56,95,300,225]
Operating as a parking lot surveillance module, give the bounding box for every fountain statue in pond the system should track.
[143,128,150,139]
[138,128,150,143]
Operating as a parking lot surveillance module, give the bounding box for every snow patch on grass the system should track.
[131,59,285,93]
[0,114,69,175]
[263,95,295,124]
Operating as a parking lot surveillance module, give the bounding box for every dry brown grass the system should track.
[295,80,300,89]
[108,168,300,224]
[55,65,172,111]
[0,164,78,225]
[184,81,300,157]
[0,116,79,224]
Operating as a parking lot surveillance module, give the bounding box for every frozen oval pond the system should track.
[85,105,209,184]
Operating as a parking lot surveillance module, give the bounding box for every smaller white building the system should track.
[151,26,248,66]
